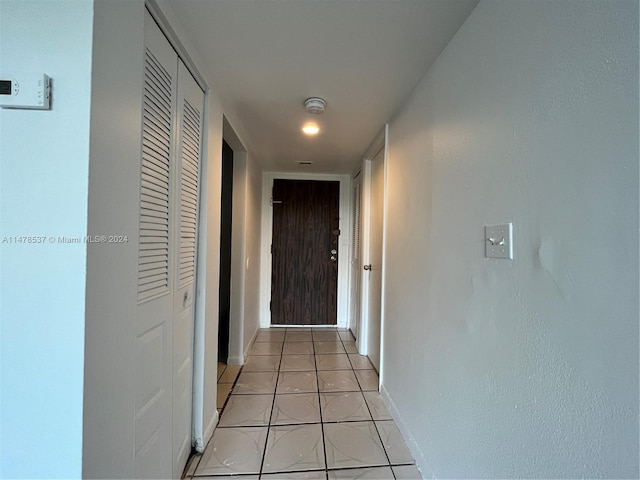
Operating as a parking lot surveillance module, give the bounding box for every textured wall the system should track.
[243,155,263,353]
[83,0,144,476]
[383,1,639,478]
[0,1,93,477]
[229,151,248,364]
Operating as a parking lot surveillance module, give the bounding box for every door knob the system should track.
[363,264,372,271]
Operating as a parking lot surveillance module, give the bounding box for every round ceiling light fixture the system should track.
[302,122,320,135]
[304,97,327,115]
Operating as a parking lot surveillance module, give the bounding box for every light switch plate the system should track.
[485,223,513,259]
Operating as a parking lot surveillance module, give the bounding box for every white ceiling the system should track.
[167,0,479,174]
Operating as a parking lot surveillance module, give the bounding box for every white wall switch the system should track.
[485,223,513,259]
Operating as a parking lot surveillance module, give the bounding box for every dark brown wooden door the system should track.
[271,179,340,325]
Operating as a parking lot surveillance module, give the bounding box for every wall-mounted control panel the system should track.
[0,73,51,110]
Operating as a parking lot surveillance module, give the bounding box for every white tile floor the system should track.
[185,328,423,480]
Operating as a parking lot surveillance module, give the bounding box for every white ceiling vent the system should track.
[304,97,326,115]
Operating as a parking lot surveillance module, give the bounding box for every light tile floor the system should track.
[185,328,423,480]
[217,363,242,409]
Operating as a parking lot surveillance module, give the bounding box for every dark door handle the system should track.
[363,265,372,271]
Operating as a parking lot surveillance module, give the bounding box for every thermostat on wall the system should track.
[0,73,51,110]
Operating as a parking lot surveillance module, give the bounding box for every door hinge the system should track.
[269,301,272,311]
[270,244,273,254]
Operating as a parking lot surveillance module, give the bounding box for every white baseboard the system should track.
[202,409,219,450]
[227,355,244,366]
[238,326,261,361]
[380,384,435,479]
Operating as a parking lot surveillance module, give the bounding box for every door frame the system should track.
[358,126,388,384]
[217,140,234,364]
[223,118,250,365]
[259,172,351,328]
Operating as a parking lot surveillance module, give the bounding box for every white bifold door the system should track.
[349,172,362,341]
[135,10,204,479]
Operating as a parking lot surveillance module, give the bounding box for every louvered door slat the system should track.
[142,118,171,147]
[145,60,171,89]
[139,189,169,205]
[138,278,168,292]
[139,221,168,232]
[181,193,197,206]
[140,201,169,214]
[353,179,361,259]
[182,170,198,185]
[140,164,169,182]
[144,90,171,114]
[139,247,168,256]
[140,254,168,264]
[178,98,202,287]
[138,47,173,301]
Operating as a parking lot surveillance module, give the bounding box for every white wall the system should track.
[229,151,248,364]
[83,0,143,476]
[227,148,263,361]
[243,154,263,351]
[383,1,639,478]
[223,118,263,363]
[200,92,223,443]
[0,1,93,477]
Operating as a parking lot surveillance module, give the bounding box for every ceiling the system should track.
[166,0,479,174]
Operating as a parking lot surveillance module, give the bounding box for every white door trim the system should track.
[358,159,372,356]
[358,126,389,386]
[259,172,351,328]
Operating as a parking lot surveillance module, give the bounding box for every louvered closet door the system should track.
[350,173,362,341]
[135,11,177,479]
[172,60,204,479]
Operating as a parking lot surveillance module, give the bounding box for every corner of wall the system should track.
[380,384,434,480]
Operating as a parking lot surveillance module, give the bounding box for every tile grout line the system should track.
[189,361,247,478]
[257,329,286,477]
[313,328,330,479]
[358,370,397,478]
[218,363,245,416]
[324,329,351,478]
[344,330,399,478]
[205,328,410,479]
[187,364,227,478]
[341,330,399,478]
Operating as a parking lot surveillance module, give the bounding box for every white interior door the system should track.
[135,11,177,479]
[172,60,204,479]
[365,147,385,373]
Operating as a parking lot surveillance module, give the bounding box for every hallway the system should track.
[185,328,422,479]
[3,2,637,478]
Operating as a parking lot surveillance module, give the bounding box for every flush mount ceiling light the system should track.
[304,97,327,115]
[302,122,320,135]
